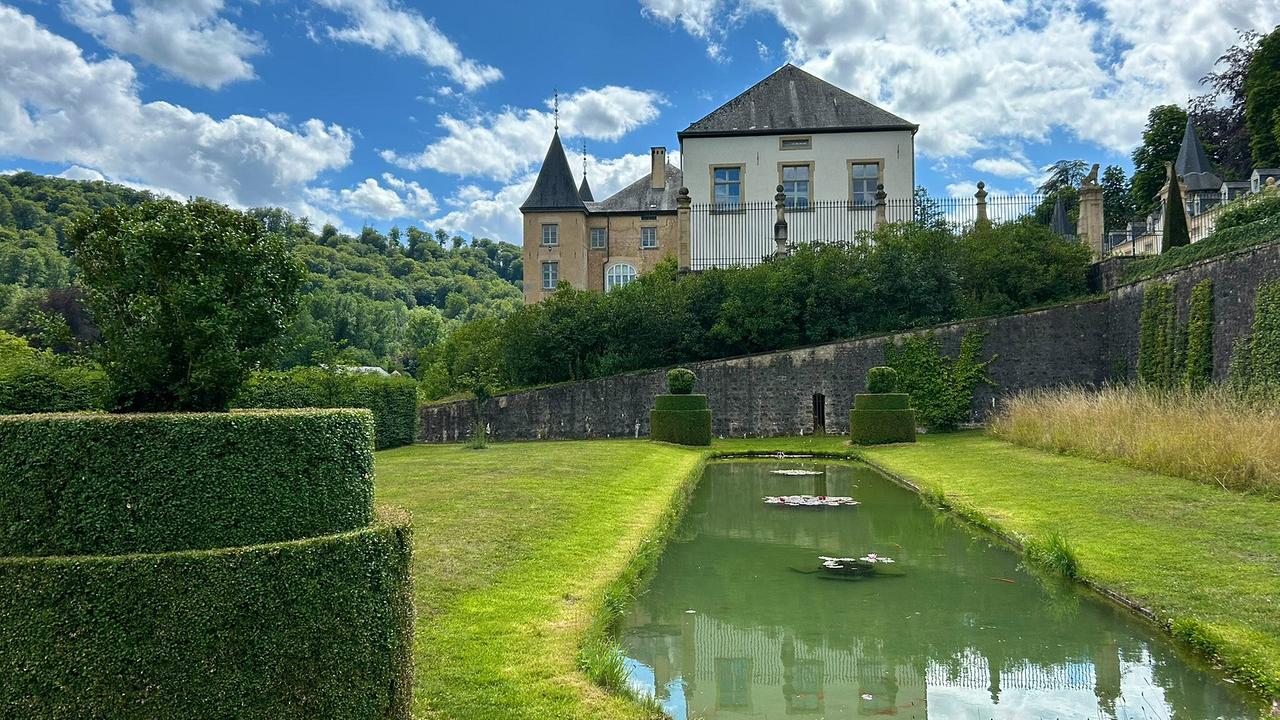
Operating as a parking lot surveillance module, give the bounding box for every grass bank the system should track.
[374,441,705,720]
[859,431,1280,698]
[991,385,1280,496]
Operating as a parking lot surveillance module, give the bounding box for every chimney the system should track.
[650,147,666,189]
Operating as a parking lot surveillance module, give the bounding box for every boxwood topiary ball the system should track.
[666,368,696,395]
[866,366,898,394]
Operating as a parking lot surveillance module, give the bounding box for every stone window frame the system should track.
[640,226,658,249]
[541,261,558,290]
[710,164,745,213]
[589,227,608,250]
[605,262,637,292]
[540,223,559,246]
[778,161,814,211]
[847,159,884,209]
[779,135,812,151]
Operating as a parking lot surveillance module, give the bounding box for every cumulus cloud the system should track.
[383,86,665,180]
[308,173,438,220]
[641,0,1280,158]
[0,6,352,215]
[57,165,107,182]
[60,0,263,89]
[311,0,500,91]
[972,156,1034,179]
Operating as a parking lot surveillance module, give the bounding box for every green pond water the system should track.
[619,460,1265,719]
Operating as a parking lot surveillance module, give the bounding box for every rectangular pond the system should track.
[620,460,1265,719]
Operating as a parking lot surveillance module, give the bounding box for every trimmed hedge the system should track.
[853,393,910,411]
[0,361,108,414]
[849,406,917,445]
[1122,214,1280,283]
[234,368,418,449]
[0,506,413,720]
[866,366,898,393]
[666,368,697,394]
[0,410,375,556]
[650,394,711,446]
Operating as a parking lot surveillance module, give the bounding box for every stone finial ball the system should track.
[866,366,898,394]
[666,368,697,395]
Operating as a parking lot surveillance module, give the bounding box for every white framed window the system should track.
[541,223,558,246]
[605,263,637,291]
[590,227,607,249]
[712,166,742,211]
[641,227,657,249]
[541,261,558,290]
[779,136,812,150]
[781,164,811,209]
[849,162,881,207]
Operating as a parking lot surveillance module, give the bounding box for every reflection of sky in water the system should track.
[618,461,1264,719]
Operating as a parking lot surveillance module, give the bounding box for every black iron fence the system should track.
[690,193,1047,270]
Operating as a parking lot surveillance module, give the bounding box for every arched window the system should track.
[605,263,637,292]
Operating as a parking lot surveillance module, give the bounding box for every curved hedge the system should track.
[650,394,712,446]
[234,368,418,449]
[0,410,374,556]
[0,506,413,720]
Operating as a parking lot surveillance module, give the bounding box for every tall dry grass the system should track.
[990,385,1280,496]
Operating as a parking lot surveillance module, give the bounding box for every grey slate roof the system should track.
[679,64,916,138]
[578,176,594,202]
[520,131,587,212]
[588,164,684,213]
[1175,119,1222,193]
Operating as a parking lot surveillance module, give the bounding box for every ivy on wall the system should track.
[1183,280,1215,390]
[884,328,995,431]
[1137,282,1179,389]
[1229,280,1280,394]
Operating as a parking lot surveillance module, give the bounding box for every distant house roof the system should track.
[588,164,684,213]
[520,131,587,212]
[679,64,917,139]
[1252,168,1280,177]
[578,176,595,202]
[1175,119,1222,193]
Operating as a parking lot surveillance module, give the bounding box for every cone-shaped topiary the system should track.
[850,366,915,444]
[651,368,711,445]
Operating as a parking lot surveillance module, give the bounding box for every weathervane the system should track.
[582,140,587,178]
[553,88,559,131]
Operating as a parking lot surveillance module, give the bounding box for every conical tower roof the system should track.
[578,175,594,202]
[1174,119,1221,192]
[520,131,587,212]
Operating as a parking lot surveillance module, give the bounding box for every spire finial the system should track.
[582,140,587,178]
[553,88,559,131]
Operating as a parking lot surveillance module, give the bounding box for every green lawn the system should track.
[859,431,1280,698]
[375,433,1280,718]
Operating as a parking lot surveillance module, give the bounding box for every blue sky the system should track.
[2,1,1278,242]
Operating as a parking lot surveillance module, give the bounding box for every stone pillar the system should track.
[676,186,691,271]
[974,181,990,229]
[874,183,888,228]
[1078,176,1105,261]
[773,184,789,257]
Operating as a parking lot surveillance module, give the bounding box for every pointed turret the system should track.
[1174,119,1222,193]
[578,176,594,202]
[520,131,587,212]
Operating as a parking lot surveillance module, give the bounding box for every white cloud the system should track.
[308,173,438,220]
[642,0,1280,158]
[57,165,107,182]
[972,156,1034,179]
[383,86,665,180]
[311,0,500,91]
[60,0,262,89]
[0,6,352,215]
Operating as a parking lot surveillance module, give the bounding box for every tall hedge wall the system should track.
[0,358,108,414]
[0,506,413,720]
[235,368,418,449]
[0,410,375,556]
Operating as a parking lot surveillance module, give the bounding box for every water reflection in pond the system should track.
[619,461,1264,719]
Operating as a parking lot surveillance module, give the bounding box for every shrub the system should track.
[1227,280,1280,397]
[464,418,488,449]
[650,391,711,446]
[885,329,994,431]
[234,368,418,449]
[0,409,374,556]
[1184,280,1214,389]
[0,358,108,414]
[866,366,898,393]
[0,506,413,720]
[1215,193,1280,232]
[666,367,696,394]
[68,198,305,411]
